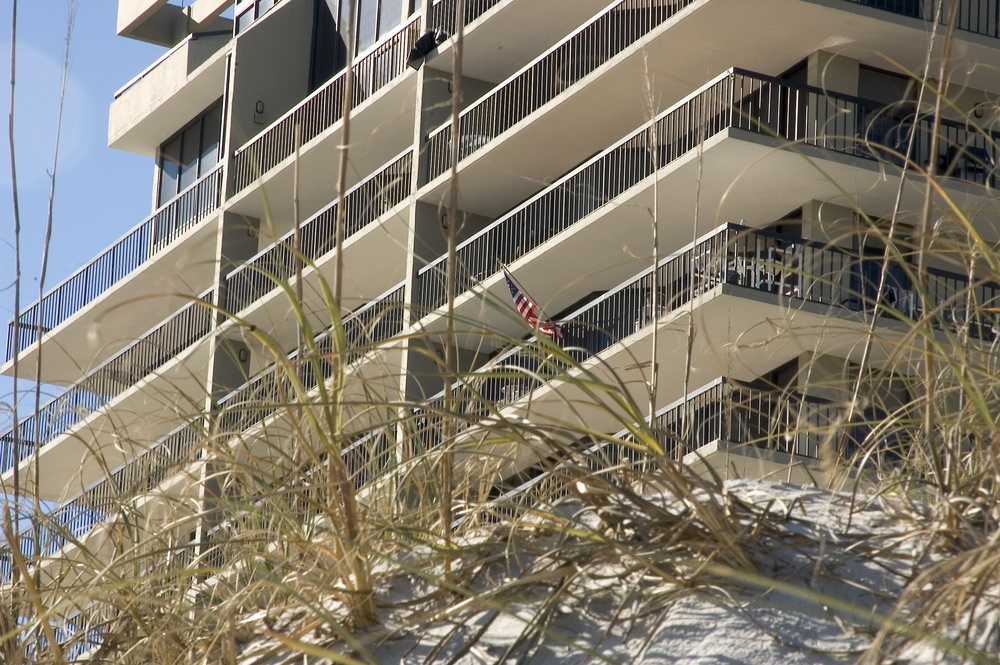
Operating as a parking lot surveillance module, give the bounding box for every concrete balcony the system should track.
[118,0,232,46]
[3,165,224,383]
[10,283,408,556]
[428,0,613,87]
[409,221,1000,476]
[418,0,1000,219]
[0,152,415,497]
[221,151,412,358]
[413,66,1000,354]
[225,0,607,237]
[109,31,230,156]
[227,16,422,229]
[487,376,848,513]
[16,422,203,570]
[0,291,216,503]
[213,283,407,476]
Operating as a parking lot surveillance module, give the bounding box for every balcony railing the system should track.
[19,287,407,559]
[223,150,412,314]
[425,0,693,180]
[428,0,503,36]
[231,18,420,192]
[217,282,406,435]
[196,425,392,572]
[474,377,845,524]
[29,423,203,563]
[0,292,214,475]
[417,66,1000,315]
[412,222,1000,443]
[0,425,200,592]
[416,111,655,313]
[844,0,1000,39]
[631,377,843,461]
[6,164,223,360]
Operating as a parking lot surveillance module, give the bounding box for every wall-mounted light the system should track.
[974,103,986,119]
[254,100,265,125]
[441,213,448,230]
[238,348,250,363]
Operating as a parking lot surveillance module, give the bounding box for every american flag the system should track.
[504,271,563,340]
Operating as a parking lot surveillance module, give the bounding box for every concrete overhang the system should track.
[109,31,231,156]
[118,0,233,46]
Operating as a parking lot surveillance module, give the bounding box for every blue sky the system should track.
[0,1,167,431]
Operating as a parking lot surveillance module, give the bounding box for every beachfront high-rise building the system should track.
[4,0,1000,652]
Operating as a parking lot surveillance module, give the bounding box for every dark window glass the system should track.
[157,101,223,207]
[200,106,223,175]
[311,0,346,90]
[179,123,201,191]
[358,0,378,52]
[378,0,402,38]
[158,140,182,208]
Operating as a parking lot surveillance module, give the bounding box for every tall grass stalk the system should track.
[328,0,377,630]
[440,0,467,582]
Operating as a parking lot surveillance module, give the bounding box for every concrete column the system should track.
[219,212,262,278]
[194,210,260,560]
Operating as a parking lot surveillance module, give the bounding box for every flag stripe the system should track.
[504,271,562,340]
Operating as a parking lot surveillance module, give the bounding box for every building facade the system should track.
[3,0,1000,652]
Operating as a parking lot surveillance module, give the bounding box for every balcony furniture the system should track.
[940,144,996,185]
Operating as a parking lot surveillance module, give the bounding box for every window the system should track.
[152,103,224,247]
[157,103,223,208]
[319,0,405,56]
[235,0,284,34]
[311,0,408,90]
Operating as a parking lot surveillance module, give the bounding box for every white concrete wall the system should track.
[229,0,316,149]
